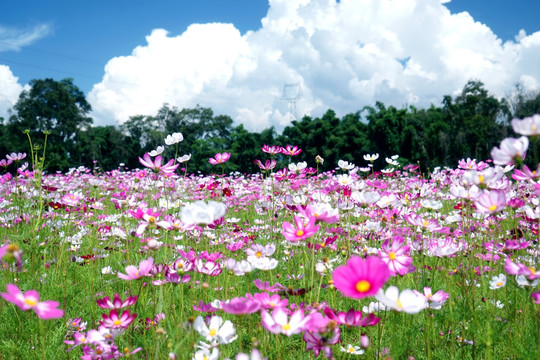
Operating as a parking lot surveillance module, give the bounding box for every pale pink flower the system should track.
[475,190,506,214]
[261,307,310,336]
[511,114,540,136]
[117,257,154,280]
[209,152,231,165]
[490,136,528,165]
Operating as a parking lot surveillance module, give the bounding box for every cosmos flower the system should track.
[511,114,540,136]
[180,201,227,225]
[375,286,427,314]
[164,132,184,145]
[193,315,237,344]
[96,293,138,309]
[379,236,413,276]
[117,257,154,280]
[99,309,137,329]
[261,307,310,336]
[1,284,64,319]
[489,274,507,290]
[281,216,320,242]
[208,152,231,165]
[332,256,391,299]
[490,136,529,165]
[475,189,507,214]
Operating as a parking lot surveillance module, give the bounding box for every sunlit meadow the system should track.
[1,116,540,360]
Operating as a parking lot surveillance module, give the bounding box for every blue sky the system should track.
[1,0,539,129]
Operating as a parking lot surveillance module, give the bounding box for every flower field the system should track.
[1,118,539,359]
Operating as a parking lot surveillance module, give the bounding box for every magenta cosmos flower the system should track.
[100,309,137,329]
[209,152,231,165]
[117,257,154,280]
[96,293,138,309]
[1,284,64,319]
[282,216,320,242]
[332,256,391,299]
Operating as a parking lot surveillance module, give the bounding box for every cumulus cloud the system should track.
[89,0,540,130]
[0,24,53,52]
[0,65,27,121]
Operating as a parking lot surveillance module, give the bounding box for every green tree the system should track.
[7,78,92,171]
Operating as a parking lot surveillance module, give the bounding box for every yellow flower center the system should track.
[282,323,291,331]
[422,220,429,227]
[529,267,536,274]
[296,230,304,237]
[256,251,262,258]
[209,328,217,337]
[388,252,396,260]
[496,281,503,287]
[148,216,155,224]
[488,205,497,212]
[113,320,122,326]
[397,299,403,309]
[532,124,537,132]
[478,175,485,183]
[355,280,371,293]
[348,346,355,353]
[24,298,38,307]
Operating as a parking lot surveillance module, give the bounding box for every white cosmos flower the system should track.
[338,159,355,170]
[489,274,507,290]
[340,344,364,355]
[177,154,191,163]
[148,146,164,157]
[363,153,379,162]
[180,201,226,225]
[193,315,237,344]
[375,286,427,314]
[164,132,184,145]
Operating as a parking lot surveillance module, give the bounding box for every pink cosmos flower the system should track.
[139,153,179,174]
[504,258,540,280]
[254,159,277,172]
[99,309,137,329]
[475,190,506,214]
[254,292,288,310]
[209,152,231,165]
[298,203,339,224]
[490,136,529,165]
[332,256,391,299]
[262,145,282,155]
[1,284,64,319]
[0,243,8,259]
[282,216,320,242]
[303,327,341,359]
[117,257,154,280]
[412,287,449,310]
[261,307,310,336]
[281,145,302,156]
[96,293,138,309]
[511,164,540,182]
[222,297,261,314]
[379,236,413,276]
[323,307,379,327]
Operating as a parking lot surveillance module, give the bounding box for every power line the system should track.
[0,40,103,66]
[0,57,138,87]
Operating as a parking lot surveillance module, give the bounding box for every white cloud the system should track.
[89,0,540,131]
[0,65,27,121]
[0,24,53,52]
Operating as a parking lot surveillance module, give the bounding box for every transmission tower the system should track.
[281,82,302,121]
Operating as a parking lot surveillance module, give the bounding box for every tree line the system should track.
[0,77,539,174]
